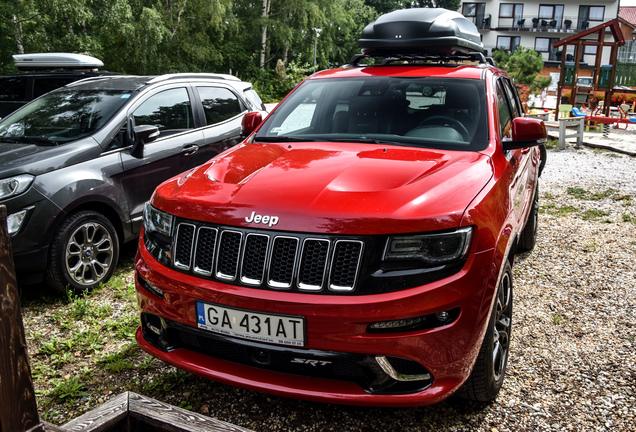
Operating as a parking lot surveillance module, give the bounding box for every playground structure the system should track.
[572,103,636,130]
[554,19,633,122]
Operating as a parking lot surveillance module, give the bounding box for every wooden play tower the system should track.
[554,19,626,119]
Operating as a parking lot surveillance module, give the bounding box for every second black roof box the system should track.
[357,8,483,57]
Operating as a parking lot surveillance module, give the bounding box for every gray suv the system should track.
[0,73,265,293]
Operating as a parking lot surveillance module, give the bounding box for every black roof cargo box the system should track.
[357,8,483,57]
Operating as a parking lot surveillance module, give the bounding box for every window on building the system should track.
[578,6,604,29]
[584,45,598,55]
[496,36,521,52]
[535,37,561,60]
[500,3,523,18]
[462,3,486,26]
[538,4,564,28]
[500,3,524,27]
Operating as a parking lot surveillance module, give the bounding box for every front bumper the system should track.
[135,237,499,407]
[3,188,60,282]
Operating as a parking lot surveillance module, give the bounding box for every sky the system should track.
[622,0,636,6]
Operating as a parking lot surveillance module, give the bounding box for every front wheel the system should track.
[46,211,119,294]
[457,261,513,402]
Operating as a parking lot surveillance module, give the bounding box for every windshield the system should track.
[0,89,131,144]
[254,76,488,151]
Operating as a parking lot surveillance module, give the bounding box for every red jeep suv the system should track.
[134,9,546,407]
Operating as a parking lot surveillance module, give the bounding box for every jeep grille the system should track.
[172,221,364,292]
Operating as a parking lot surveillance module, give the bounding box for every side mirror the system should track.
[130,125,160,158]
[241,112,263,136]
[503,117,547,150]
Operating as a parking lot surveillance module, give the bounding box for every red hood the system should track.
[153,142,493,235]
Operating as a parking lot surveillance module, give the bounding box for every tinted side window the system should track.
[496,81,513,141]
[33,77,78,98]
[197,87,244,125]
[502,79,522,118]
[133,88,193,136]
[244,88,265,111]
[0,77,28,101]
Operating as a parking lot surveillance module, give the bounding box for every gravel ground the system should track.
[22,142,636,431]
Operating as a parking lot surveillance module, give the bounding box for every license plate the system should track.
[196,302,305,347]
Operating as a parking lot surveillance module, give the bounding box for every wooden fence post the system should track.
[0,205,43,432]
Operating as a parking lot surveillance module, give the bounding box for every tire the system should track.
[518,183,539,253]
[46,210,119,294]
[457,260,513,402]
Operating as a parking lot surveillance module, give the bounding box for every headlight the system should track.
[0,174,34,200]
[384,227,473,265]
[143,202,173,238]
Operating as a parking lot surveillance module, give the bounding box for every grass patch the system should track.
[544,138,559,150]
[566,187,631,202]
[582,209,611,222]
[49,375,87,401]
[541,203,579,217]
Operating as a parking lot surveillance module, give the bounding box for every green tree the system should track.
[493,46,552,94]
[365,0,461,13]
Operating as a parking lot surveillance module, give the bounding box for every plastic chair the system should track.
[558,104,573,118]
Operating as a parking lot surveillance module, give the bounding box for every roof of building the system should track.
[619,6,636,27]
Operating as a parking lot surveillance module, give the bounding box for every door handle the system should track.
[181,144,199,156]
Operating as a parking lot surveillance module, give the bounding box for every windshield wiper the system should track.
[253,136,318,143]
[329,138,406,145]
[0,136,59,146]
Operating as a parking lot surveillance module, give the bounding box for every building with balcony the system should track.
[460,1,621,67]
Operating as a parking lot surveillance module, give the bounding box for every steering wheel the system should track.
[419,116,470,141]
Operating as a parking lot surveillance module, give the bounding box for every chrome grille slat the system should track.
[298,239,330,291]
[329,240,363,292]
[172,222,363,293]
[268,236,299,289]
[216,230,243,280]
[193,227,217,276]
[174,223,196,270]
[241,234,269,285]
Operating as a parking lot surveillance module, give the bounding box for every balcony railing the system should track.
[466,15,597,33]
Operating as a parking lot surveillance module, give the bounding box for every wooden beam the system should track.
[63,392,255,432]
[0,206,43,432]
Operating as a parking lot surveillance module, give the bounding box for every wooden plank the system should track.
[0,205,43,432]
[61,392,128,432]
[42,422,69,432]
[62,392,254,432]
[128,392,254,432]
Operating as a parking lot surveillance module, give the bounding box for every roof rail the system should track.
[148,73,241,84]
[347,52,496,67]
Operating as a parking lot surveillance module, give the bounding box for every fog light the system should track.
[7,209,28,236]
[435,311,450,323]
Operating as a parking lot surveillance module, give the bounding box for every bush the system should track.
[247,60,313,103]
